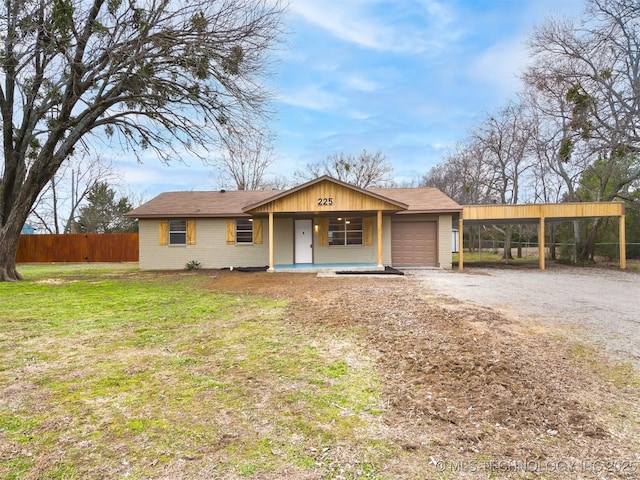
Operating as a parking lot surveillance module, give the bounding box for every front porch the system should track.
[273,262,383,273]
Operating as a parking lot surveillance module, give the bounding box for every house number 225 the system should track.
[317,197,334,206]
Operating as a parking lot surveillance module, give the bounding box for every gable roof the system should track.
[243,176,408,213]
[126,177,462,218]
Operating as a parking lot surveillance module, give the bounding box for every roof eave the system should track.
[397,207,463,215]
[125,212,252,219]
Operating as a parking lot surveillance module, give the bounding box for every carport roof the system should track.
[461,202,625,225]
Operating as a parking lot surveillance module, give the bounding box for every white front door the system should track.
[294,219,313,264]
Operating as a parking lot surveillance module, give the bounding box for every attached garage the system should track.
[391,219,438,267]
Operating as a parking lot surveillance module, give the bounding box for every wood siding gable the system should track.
[244,178,406,214]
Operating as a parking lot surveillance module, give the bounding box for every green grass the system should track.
[0,264,392,479]
[453,251,541,264]
[569,343,640,389]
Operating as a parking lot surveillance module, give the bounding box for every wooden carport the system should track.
[457,202,626,270]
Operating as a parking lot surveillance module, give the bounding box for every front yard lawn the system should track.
[1,264,387,479]
[1,263,639,479]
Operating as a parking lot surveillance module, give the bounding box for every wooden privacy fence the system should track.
[16,233,139,263]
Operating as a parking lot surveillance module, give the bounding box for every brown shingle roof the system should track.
[370,188,462,213]
[127,184,461,218]
[126,190,278,218]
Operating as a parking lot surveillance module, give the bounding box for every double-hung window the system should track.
[236,219,254,243]
[169,219,187,245]
[328,217,363,246]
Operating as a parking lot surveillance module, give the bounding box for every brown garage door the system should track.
[391,220,437,267]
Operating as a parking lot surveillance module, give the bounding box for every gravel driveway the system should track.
[410,266,640,369]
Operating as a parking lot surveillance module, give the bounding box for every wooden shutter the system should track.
[318,218,328,247]
[186,219,196,245]
[253,218,263,244]
[226,219,235,244]
[159,220,169,246]
[363,217,373,246]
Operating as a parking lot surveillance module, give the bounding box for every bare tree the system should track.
[260,174,290,190]
[29,154,116,233]
[294,150,393,188]
[471,101,536,206]
[0,0,285,281]
[521,79,598,261]
[525,0,640,259]
[422,140,502,256]
[465,102,537,260]
[214,131,276,190]
[422,141,496,205]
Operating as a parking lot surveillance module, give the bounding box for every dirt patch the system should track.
[207,270,640,478]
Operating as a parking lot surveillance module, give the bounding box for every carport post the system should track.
[377,210,383,267]
[539,216,545,270]
[268,212,275,272]
[620,214,626,270]
[458,218,464,271]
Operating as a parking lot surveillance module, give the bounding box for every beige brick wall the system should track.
[139,219,269,270]
[138,214,447,270]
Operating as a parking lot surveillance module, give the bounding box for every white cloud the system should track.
[347,110,372,120]
[345,75,379,93]
[289,0,459,54]
[277,84,343,111]
[468,37,530,95]
[290,2,393,51]
[419,0,454,24]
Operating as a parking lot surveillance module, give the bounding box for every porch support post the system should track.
[458,217,464,271]
[539,216,545,270]
[268,212,275,272]
[377,210,383,267]
[620,214,626,270]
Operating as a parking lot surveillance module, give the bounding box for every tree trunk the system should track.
[573,220,580,263]
[0,225,24,281]
[468,227,476,253]
[581,219,601,261]
[1,178,41,282]
[503,224,513,261]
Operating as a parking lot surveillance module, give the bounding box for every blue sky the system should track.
[118,0,585,198]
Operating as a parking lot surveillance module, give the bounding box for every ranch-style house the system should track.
[126,176,462,271]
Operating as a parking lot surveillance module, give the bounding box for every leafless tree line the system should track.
[422,0,640,260]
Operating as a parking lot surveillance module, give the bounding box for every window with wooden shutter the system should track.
[318,218,328,247]
[226,219,235,244]
[235,219,253,243]
[159,221,169,245]
[186,219,196,245]
[328,217,363,246]
[253,218,263,244]
[363,217,373,246]
[168,219,187,245]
